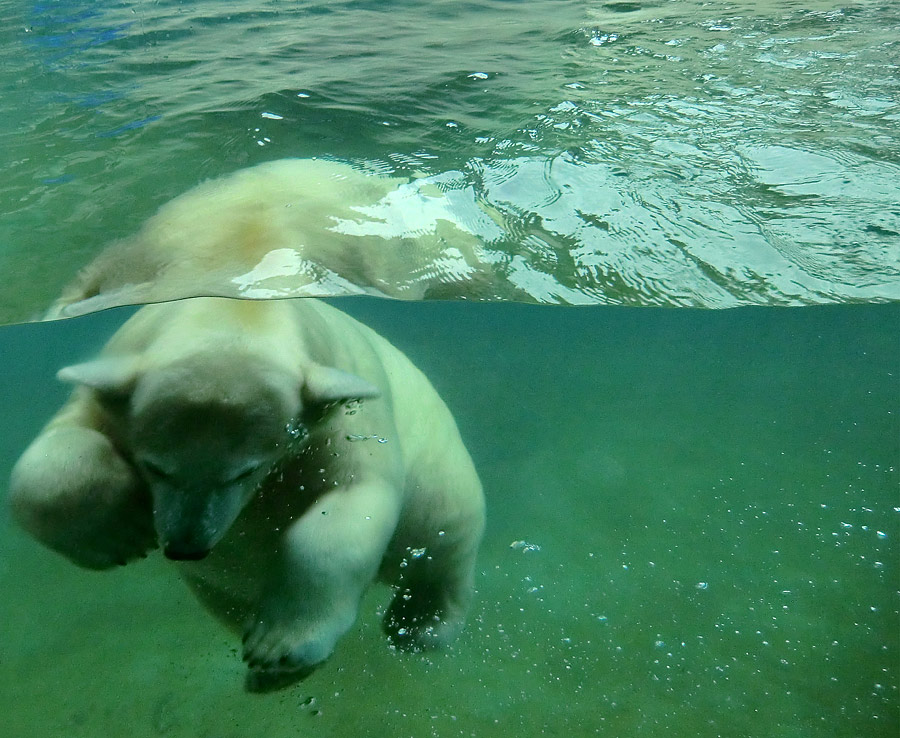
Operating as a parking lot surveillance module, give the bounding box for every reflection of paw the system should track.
[242,616,342,693]
[383,586,464,652]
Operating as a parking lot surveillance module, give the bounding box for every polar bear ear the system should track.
[303,365,381,404]
[57,356,141,396]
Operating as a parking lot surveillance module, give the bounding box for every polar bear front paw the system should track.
[9,426,156,570]
[244,659,319,694]
[242,615,345,693]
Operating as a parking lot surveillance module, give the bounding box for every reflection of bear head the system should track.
[57,349,379,561]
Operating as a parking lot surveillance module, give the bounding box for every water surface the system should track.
[1,0,898,319]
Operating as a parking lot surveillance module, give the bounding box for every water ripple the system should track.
[1,0,898,321]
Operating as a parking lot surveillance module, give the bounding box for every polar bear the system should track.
[9,297,485,692]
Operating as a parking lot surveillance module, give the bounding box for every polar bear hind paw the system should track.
[382,585,465,652]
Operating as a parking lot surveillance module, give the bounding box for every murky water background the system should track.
[0,299,897,737]
[0,0,898,735]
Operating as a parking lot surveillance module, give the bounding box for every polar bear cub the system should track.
[9,297,484,692]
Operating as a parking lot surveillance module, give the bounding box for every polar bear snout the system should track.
[157,518,216,561]
[150,481,251,563]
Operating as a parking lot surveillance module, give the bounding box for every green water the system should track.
[0,0,898,735]
[1,0,899,318]
[0,300,897,737]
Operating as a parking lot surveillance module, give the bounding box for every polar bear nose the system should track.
[163,544,211,561]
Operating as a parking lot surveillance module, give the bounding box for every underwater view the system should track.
[0,299,897,737]
[0,1,898,736]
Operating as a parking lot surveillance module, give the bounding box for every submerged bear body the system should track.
[9,297,484,692]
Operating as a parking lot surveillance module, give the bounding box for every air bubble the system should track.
[346,433,388,443]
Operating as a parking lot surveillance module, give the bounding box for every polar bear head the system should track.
[58,349,379,561]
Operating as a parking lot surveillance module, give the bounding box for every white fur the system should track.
[10,297,484,692]
[47,159,500,318]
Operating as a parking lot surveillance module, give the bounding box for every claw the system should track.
[245,663,316,694]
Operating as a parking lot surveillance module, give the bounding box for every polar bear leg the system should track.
[382,529,481,652]
[9,425,155,570]
[242,478,401,693]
